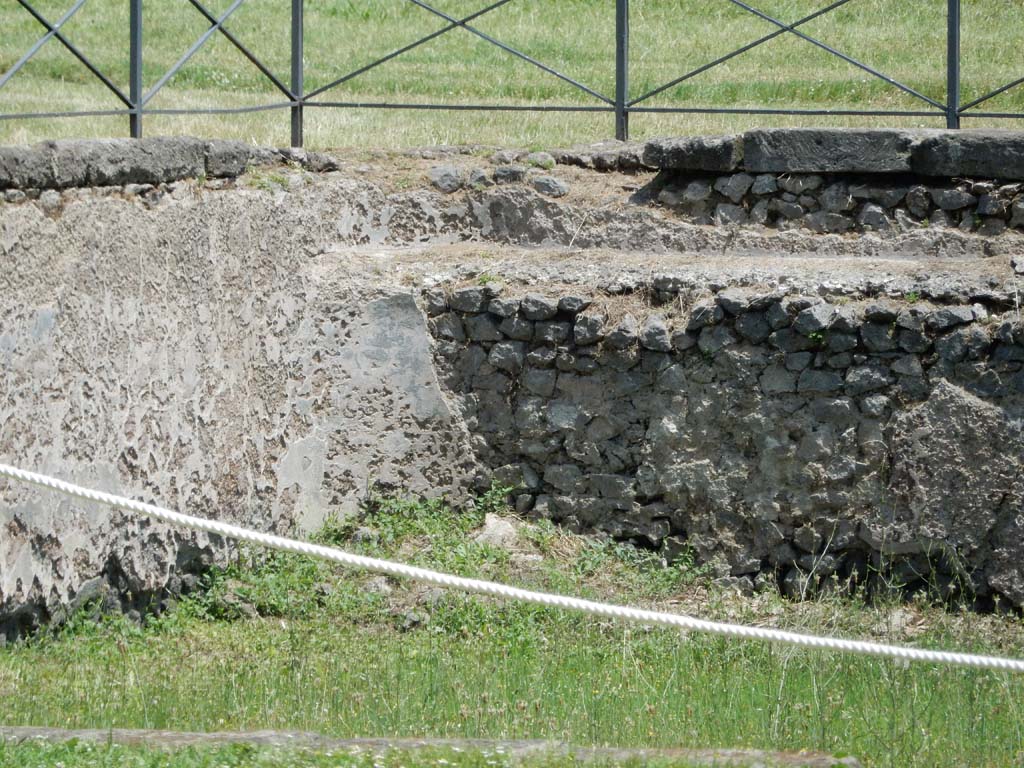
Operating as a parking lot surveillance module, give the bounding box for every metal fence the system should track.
[2,0,1023,147]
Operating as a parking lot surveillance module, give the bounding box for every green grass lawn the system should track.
[1,0,1024,147]
[0,741,818,768]
[1,489,1023,768]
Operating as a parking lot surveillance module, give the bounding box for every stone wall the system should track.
[0,136,336,192]
[427,283,1024,607]
[644,130,1024,236]
[651,171,1023,236]
[1,132,1023,640]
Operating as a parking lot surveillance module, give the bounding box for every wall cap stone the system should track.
[642,134,743,172]
[646,128,1024,181]
[742,128,925,174]
[0,137,337,191]
[911,130,1024,181]
[5,129,1024,192]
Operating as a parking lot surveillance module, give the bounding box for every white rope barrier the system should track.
[2,462,1023,673]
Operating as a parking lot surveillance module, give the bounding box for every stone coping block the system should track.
[642,134,743,172]
[0,137,332,190]
[0,137,202,190]
[645,128,1024,180]
[742,128,922,174]
[911,130,1024,181]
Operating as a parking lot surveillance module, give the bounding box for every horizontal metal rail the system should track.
[629,107,942,118]
[306,102,613,113]
[0,109,127,122]
[143,103,295,116]
[1,0,1022,146]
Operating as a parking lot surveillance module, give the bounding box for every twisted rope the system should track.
[2,462,1022,673]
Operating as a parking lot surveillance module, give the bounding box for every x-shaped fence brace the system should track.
[1,0,130,107]
[306,0,612,106]
[630,0,944,113]
[1,0,1022,145]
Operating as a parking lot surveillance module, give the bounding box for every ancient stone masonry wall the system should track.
[651,171,1024,237]
[643,130,1024,237]
[2,132,1023,639]
[426,283,1024,609]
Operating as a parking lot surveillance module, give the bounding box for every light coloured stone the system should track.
[474,513,520,549]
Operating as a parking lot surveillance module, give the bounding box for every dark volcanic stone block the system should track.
[1,137,207,189]
[205,140,277,178]
[82,137,206,186]
[911,130,1024,181]
[642,135,743,172]
[742,128,918,173]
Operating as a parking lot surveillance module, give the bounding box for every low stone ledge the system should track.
[646,128,1024,181]
[911,130,1024,181]
[0,137,337,190]
[0,137,202,189]
[641,134,743,172]
[6,129,1024,193]
[742,128,920,174]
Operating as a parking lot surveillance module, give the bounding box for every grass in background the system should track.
[1,488,1023,768]
[1,0,1023,148]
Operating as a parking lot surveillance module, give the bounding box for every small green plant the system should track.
[310,512,354,547]
[522,517,560,555]
[477,272,497,286]
[246,169,289,191]
[474,482,514,516]
[360,491,481,549]
[904,291,920,303]
[808,330,826,345]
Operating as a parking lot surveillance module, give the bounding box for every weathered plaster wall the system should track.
[0,186,479,639]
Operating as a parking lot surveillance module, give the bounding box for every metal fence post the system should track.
[946,0,960,129]
[129,0,142,138]
[291,0,304,147]
[615,0,629,141]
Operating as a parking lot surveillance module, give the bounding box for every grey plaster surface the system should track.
[0,182,480,637]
